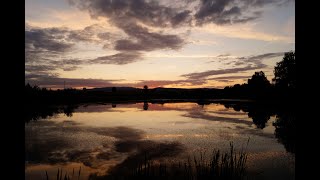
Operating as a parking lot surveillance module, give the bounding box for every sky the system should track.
[25,0,295,89]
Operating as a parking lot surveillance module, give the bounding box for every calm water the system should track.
[25,102,295,179]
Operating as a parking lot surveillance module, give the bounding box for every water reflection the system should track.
[25,102,295,154]
[220,102,295,153]
[25,104,79,122]
[143,102,149,110]
[25,101,295,179]
[273,112,296,154]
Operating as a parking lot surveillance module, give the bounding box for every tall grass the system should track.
[44,141,249,180]
[127,142,248,180]
[44,166,81,180]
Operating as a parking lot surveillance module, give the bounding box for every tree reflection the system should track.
[222,102,295,153]
[223,103,272,129]
[143,102,149,110]
[63,105,77,117]
[25,105,78,122]
[247,109,271,129]
[273,111,295,154]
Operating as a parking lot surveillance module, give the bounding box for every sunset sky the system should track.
[25,0,295,89]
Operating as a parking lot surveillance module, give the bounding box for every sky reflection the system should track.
[25,102,294,179]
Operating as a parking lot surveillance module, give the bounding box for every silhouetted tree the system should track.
[273,51,296,89]
[247,71,270,89]
[143,85,148,95]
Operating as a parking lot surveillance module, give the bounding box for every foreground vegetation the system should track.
[45,142,248,180]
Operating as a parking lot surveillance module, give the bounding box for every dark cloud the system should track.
[26,24,112,48]
[25,65,58,73]
[66,24,114,43]
[114,22,185,51]
[25,74,121,88]
[214,79,233,82]
[182,64,266,79]
[25,24,147,77]
[67,0,188,56]
[183,52,284,79]
[25,28,74,52]
[68,0,192,28]
[89,52,143,65]
[25,58,86,74]
[240,52,284,61]
[69,0,292,27]
[195,0,240,25]
[208,75,251,80]
[194,0,291,25]
[25,25,101,74]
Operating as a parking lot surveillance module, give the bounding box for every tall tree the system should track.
[247,71,270,89]
[273,51,296,89]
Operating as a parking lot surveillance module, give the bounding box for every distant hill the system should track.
[88,87,221,92]
[153,87,220,91]
[88,87,139,92]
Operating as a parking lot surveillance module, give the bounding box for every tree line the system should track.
[223,51,295,101]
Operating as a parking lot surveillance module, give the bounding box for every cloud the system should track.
[25,28,74,52]
[208,75,251,80]
[25,23,148,76]
[89,52,143,65]
[25,24,115,52]
[25,25,94,74]
[241,52,284,61]
[25,65,58,73]
[114,22,185,51]
[183,52,284,79]
[25,74,121,88]
[182,64,266,79]
[68,0,192,28]
[69,0,292,28]
[195,0,292,25]
[25,57,87,74]
[66,0,189,60]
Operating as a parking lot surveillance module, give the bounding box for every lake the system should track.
[25,101,295,179]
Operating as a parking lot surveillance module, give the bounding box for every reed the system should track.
[44,141,249,180]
